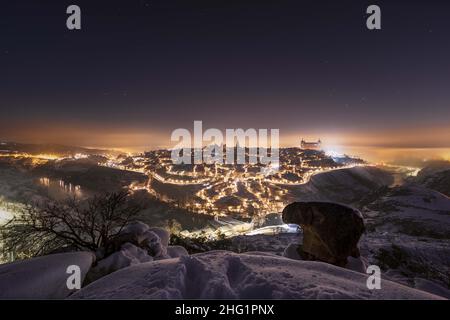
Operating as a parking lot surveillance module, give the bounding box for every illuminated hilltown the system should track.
[2,1,450,302]
[0,140,372,240]
[142,143,364,218]
[0,138,428,242]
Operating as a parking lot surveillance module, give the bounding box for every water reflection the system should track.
[38,177,83,200]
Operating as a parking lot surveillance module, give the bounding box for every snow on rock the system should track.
[86,243,153,283]
[84,222,172,283]
[141,230,168,258]
[70,251,442,299]
[167,246,189,258]
[108,221,150,253]
[149,227,170,247]
[122,221,150,234]
[108,221,168,259]
[0,252,95,299]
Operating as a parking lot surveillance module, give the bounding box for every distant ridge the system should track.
[0,141,118,156]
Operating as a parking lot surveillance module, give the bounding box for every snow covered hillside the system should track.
[286,166,393,204]
[0,166,448,300]
[410,161,450,197]
[359,185,450,294]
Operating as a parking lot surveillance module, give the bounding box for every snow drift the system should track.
[70,251,442,300]
[0,251,95,299]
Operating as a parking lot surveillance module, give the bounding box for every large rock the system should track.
[282,201,365,267]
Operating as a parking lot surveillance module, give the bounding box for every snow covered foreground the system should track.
[70,251,442,300]
[0,252,95,299]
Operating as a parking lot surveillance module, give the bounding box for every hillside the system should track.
[409,161,450,197]
[286,166,393,204]
[0,165,449,299]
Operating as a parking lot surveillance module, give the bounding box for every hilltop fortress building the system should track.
[301,139,322,150]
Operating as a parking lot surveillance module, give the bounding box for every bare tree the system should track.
[1,191,143,258]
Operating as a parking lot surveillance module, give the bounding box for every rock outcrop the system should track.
[282,201,365,267]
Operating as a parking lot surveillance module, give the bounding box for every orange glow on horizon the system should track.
[1,121,449,162]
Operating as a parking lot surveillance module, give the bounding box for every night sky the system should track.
[1,0,449,152]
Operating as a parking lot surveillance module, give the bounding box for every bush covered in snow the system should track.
[85,221,188,283]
